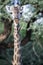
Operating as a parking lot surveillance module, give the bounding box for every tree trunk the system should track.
[0,18,12,42]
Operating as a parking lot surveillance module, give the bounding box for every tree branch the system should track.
[0,17,12,42]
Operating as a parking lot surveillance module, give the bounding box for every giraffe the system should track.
[10,6,22,65]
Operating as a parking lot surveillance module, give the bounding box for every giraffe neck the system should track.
[13,19,22,65]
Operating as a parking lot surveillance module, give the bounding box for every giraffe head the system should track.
[6,5,20,20]
[5,5,15,20]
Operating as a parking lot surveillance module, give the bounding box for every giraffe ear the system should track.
[5,5,11,13]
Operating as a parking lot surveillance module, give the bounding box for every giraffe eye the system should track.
[10,12,12,14]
